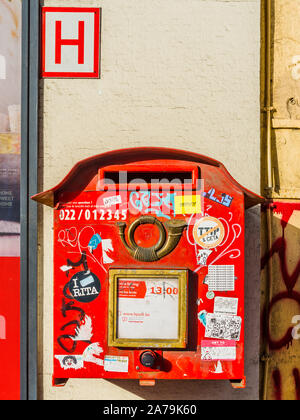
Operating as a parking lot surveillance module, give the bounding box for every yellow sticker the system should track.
[174,194,201,215]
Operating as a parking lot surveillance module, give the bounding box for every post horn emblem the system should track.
[116,215,187,262]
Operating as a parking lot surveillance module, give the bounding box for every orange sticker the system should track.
[193,216,225,249]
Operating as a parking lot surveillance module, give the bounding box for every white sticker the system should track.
[212,360,223,374]
[60,265,73,272]
[104,355,129,373]
[214,297,238,315]
[205,313,242,341]
[73,315,93,341]
[102,239,114,264]
[80,275,96,288]
[55,355,84,370]
[201,340,236,361]
[55,342,104,370]
[196,249,212,266]
[205,265,235,291]
[83,343,104,366]
[103,195,122,208]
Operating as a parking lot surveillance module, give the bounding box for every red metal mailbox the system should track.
[32,147,263,387]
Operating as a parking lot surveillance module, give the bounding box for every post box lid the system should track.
[31,147,264,209]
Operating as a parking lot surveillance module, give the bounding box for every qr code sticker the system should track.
[205,313,242,341]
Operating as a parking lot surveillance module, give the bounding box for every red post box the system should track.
[32,147,263,387]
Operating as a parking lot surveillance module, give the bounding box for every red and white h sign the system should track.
[41,7,101,78]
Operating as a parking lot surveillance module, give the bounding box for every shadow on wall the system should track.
[105,206,261,400]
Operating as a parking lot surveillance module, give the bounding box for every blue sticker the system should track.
[198,310,207,327]
[203,188,233,208]
[88,233,102,251]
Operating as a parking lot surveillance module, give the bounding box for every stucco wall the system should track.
[260,0,300,401]
[39,0,261,400]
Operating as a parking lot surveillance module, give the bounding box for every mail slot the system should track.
[32,147,263,387]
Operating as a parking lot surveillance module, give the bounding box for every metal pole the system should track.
[261,0,274,401]
[20,0,39,400]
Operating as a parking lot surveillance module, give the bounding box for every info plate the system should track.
[117,277,179,340]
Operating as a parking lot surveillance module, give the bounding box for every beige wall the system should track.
[260,0,300,400]
[39,0,261,399]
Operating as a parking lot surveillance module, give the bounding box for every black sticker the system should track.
[67,270,101,303]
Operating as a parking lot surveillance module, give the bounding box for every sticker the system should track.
[83,342,104,366]
[55,355,84,370]
[193,216,225,249]
[55,342,104,370]
[0,315,6,340]
[129,191,175,219]
[88,233,102,252]
[73,315,93,341]
[68,270,101,303]
[212,360,223,374]
[60,265,73,272]
[103,195,122,208]
[204,265,235,291]
[198,310,207,327]
[214,297,238,315]
[203,188,233,208]
[104,355,129,373]
[205,313,242,341]
[206,291,215,300]
[196,249,212,266]
[201,340,236,361]
[174,194,201,215]
[102,239,114,264]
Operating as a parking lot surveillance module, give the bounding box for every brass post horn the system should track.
[116,215,187,262]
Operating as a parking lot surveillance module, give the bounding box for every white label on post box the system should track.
[201,340,236,361]
[104,356,129,373]
[205,265,235,291]
[42,8,100,78]
[117,277,179,340]
[213,297,238,315]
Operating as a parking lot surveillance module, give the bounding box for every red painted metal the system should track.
[32,147,263,209]
[32,148,263,385]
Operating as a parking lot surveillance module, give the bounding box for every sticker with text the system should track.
[193,216,225,249]
[174,194,202,215]
[201,340,236,361]
[213,296,238,315]
[103,195,122,208]
[204,265,235,291]
[203,188,233,208]
[104,355,129,373]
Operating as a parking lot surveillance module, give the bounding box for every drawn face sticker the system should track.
[62,355,78,369]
